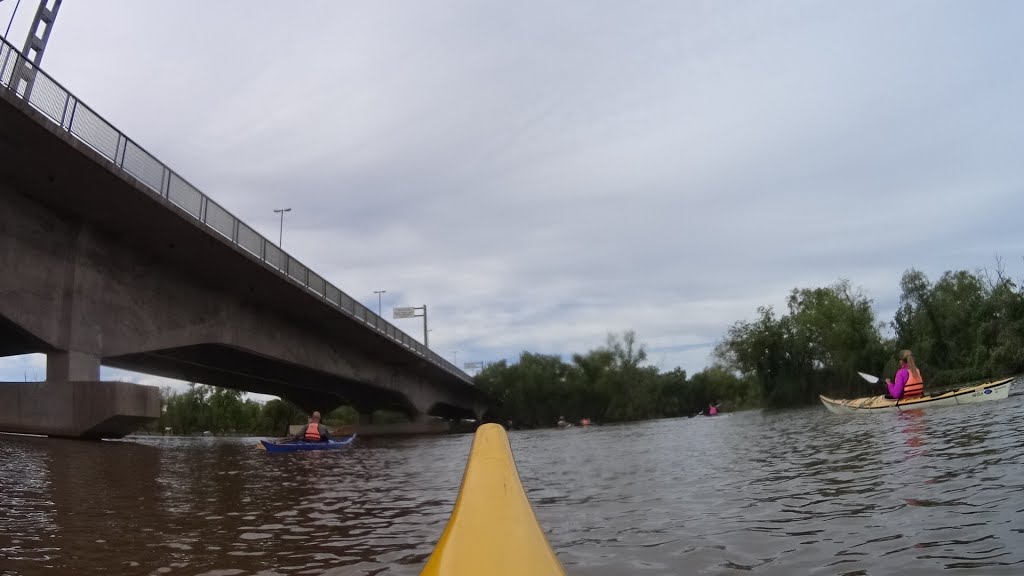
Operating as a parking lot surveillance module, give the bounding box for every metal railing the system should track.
[0,35,472,384]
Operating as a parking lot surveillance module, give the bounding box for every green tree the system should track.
[894,265,1024,387]
[476,331,759,428]
[716,280,886,406]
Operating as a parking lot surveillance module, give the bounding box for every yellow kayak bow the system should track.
[420,423,567,576]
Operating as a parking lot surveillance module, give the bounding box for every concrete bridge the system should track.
[0,36,486,438]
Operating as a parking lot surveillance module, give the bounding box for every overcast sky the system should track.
[2,1,1023,393]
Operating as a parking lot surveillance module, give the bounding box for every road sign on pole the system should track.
[393,307,418,319]
[393,305,429,348]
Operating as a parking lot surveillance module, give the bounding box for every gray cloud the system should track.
[2,0,1023,388]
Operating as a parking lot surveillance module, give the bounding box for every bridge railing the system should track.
[0,36,472,385]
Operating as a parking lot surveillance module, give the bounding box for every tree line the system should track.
[140,384,384,436]
[476,331,760,428]
[140,384,305,436]
[479,263,1024,426]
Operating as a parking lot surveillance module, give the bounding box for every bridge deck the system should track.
[0,34,472,388]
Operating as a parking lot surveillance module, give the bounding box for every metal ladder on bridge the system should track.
[7,0,62,98]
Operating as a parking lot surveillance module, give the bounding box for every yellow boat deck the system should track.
[420,423,566,576]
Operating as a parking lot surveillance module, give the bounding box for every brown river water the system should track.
[2,386,1024,575]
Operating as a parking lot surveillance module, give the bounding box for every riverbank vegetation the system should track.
[718,266,1024,407]
[140,385,401,436]
[141,385,304,435]
[476,331,761,428]
[480,264,1024,426]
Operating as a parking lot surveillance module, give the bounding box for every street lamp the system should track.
[273,208,291,247]
[373,290,386,316]
[451,350,459,364]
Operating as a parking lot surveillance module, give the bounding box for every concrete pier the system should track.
[0,380,160,439]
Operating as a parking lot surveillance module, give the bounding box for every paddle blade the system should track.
[858,372,880,384]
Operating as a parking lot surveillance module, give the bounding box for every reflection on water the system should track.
[2,390,1024,575]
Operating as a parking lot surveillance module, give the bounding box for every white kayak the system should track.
[820,377,1014,414]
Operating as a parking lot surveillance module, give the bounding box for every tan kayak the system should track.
[820,377,1014,414]
[420,423,566,576]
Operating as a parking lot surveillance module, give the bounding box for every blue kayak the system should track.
[259,435,356,453]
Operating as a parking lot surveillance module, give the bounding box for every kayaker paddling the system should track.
[885,350,925,399]
[821,376,1013,413]
[294,411,330,443]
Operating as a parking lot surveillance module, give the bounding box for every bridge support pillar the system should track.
[0,379,160,439]
[47,351,101,382]
[0,351,159,439]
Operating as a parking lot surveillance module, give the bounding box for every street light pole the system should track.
[452,350,458,364]
[373,290,386,316]
[6,0,23,38]
[273,208,291,247]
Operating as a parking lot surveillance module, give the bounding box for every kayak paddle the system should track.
[256,437,297,450]
[857,372,881,384]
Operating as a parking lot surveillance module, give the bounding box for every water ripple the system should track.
[2,393,1024,574]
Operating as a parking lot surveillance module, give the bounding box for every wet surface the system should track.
[2,388,1024,575]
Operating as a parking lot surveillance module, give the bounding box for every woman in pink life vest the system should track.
[886,350,925,399]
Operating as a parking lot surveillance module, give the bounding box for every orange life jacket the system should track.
[303,422,321,441]
[902,367,924,398]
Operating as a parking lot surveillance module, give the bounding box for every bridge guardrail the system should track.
[0,36,472,385]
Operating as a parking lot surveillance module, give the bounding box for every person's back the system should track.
[303,422,329,442]
[887,350,924,399]
[903,359,924,398]
[297,411,330,442]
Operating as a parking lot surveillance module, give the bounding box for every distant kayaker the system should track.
[885,350,925,399]
[294,411,330,442]
[708,403,718,416]
[557,415,569,428]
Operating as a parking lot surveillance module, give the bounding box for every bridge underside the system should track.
[0,315,54,357]
[105,344,477,420]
